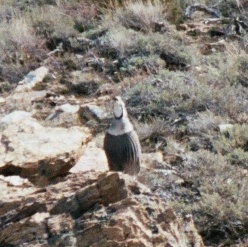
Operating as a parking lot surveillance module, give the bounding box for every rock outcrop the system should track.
[0,171,204,247]
[0,69,205,246]
[0,112,91,185]
[15,66,49,92]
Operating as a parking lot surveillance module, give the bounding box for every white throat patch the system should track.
[113,96,127,119]
[108,96,133,135]
[113,102,123,118]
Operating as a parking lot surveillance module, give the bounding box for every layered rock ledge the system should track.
[0,171,204,247]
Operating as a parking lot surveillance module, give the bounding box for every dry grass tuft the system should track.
[0,16,45,83]
[117,0,167,32]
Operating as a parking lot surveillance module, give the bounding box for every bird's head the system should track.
[113,96,128,119]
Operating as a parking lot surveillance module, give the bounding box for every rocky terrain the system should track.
[0,170,204,246]
[0,0,248,246]
[0,63,205,246]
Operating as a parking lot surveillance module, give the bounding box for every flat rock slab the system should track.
[45,103,81,128]
[0,112,91,184]
[1,110,32,123]
[70,146,108,173]
[4,90,48,112]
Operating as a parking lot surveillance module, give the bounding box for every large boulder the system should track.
[0,111,91,185]
[0,171,205,246]
[15,66,49,92]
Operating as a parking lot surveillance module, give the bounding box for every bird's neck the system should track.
[107,117,134,136]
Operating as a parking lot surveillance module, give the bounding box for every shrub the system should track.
[125,67,230,120]
[172,150,248,245]
[100,26,168,56]
[213,124,248,168]
[116,0,167,32]
[120,54,165,75]
[188,111,225,134]
[0,18,38,62]
[165,0,242,23]
[0,16,45,83]
[30,5,77,45]
[227,148,248,169]
[0,0,16,19]
[237,55,248,88]
[59,1,99,32]
[165,0,197,23]
[215,124,248,151]
[133,118,170,152]
[189,50,248,121]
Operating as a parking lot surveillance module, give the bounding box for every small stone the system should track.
[58,103,80,113]
[218,124,233,132]
[79,104,108,122]
[31,212,50,223]
[0,97,6,104]
[0,175,30,187]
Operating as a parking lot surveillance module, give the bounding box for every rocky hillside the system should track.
[0,61,204,246]
[0,0,248,246]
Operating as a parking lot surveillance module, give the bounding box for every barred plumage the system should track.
[104,96,141,175]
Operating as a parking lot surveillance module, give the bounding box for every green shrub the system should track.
[59,1,99,32]
[133,118,170,152]
[213,124,248,168]
[125,67,233,120]
[215,124,248,152]
[227,148,248,169]
[120,54,165,75]
[0,0,16,17]
[188,111,224,134]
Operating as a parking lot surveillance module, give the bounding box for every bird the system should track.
[104,96,141,175]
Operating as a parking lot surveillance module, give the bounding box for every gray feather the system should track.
[104,130,141,175]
